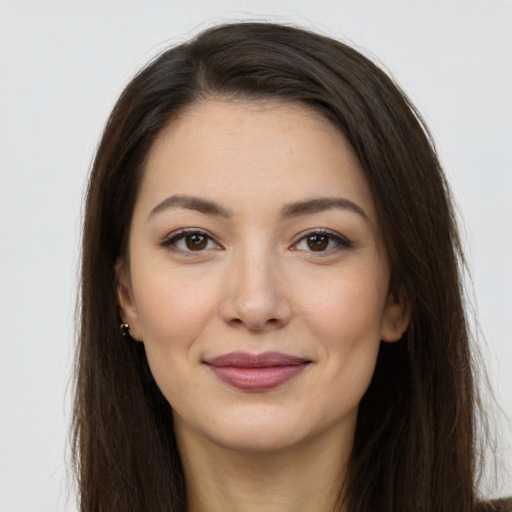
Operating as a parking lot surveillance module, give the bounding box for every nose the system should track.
[220,247,292,332]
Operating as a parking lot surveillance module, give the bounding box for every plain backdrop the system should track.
[0,1,510,510]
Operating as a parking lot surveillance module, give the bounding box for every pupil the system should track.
[307,235,328,251]
[186,234,207,250]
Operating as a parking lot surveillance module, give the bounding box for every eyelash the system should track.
[291,229,352,254]
[160,228,352,255]
[161,229,222,253]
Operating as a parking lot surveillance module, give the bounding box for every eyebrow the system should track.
[280,197,369,221]
[149,195,233,220]
[148,194,368,222]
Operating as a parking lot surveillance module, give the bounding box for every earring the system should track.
[120,322,142,342]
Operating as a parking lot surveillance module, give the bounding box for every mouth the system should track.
[203,351,311,391]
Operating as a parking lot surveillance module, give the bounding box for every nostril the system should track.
[227,316,282,330]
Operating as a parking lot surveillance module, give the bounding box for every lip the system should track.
[204,351,311,391]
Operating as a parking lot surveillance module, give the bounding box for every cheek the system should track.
[131,261,221,344]
[130,266,223,407]
[292,265,387,393]
[295,266,387,345]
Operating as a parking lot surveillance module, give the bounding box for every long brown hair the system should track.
[74,22,481,511]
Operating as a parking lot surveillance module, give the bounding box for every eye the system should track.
[292,230,351,253]
[162,230,222,253]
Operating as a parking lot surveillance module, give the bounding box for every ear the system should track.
[380,284,411,343]
[115,259,142,342]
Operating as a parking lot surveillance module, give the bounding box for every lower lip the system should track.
[208,364,309,391]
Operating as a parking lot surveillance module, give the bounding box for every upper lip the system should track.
[204,351,311,368]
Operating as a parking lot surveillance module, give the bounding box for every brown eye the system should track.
[306,234,329,251]
[162,230,222,253]
[185,234,208,251]
[292,230,351,254]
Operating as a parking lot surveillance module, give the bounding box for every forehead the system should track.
[137,99,376,221]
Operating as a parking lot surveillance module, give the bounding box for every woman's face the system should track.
[117,99,409,453]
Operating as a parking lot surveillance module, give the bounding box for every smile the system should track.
[204,352,311,391]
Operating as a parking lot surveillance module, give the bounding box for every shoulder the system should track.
[475,498,512,512]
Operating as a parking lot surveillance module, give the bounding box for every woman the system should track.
[73,22,510,512]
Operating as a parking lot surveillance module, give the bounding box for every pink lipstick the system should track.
[204,352,310,391]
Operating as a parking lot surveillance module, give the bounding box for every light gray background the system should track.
[0,1,510,510]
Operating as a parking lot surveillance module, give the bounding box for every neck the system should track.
[176,421,351,512]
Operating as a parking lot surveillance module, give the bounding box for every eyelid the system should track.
[160,228,223,252]
[290,229,352,252]
[160,227,351,254]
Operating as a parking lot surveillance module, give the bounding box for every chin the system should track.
[175,406,309,454]
[209,425,304,453]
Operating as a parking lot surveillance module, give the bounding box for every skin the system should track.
[117,99,410,512]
